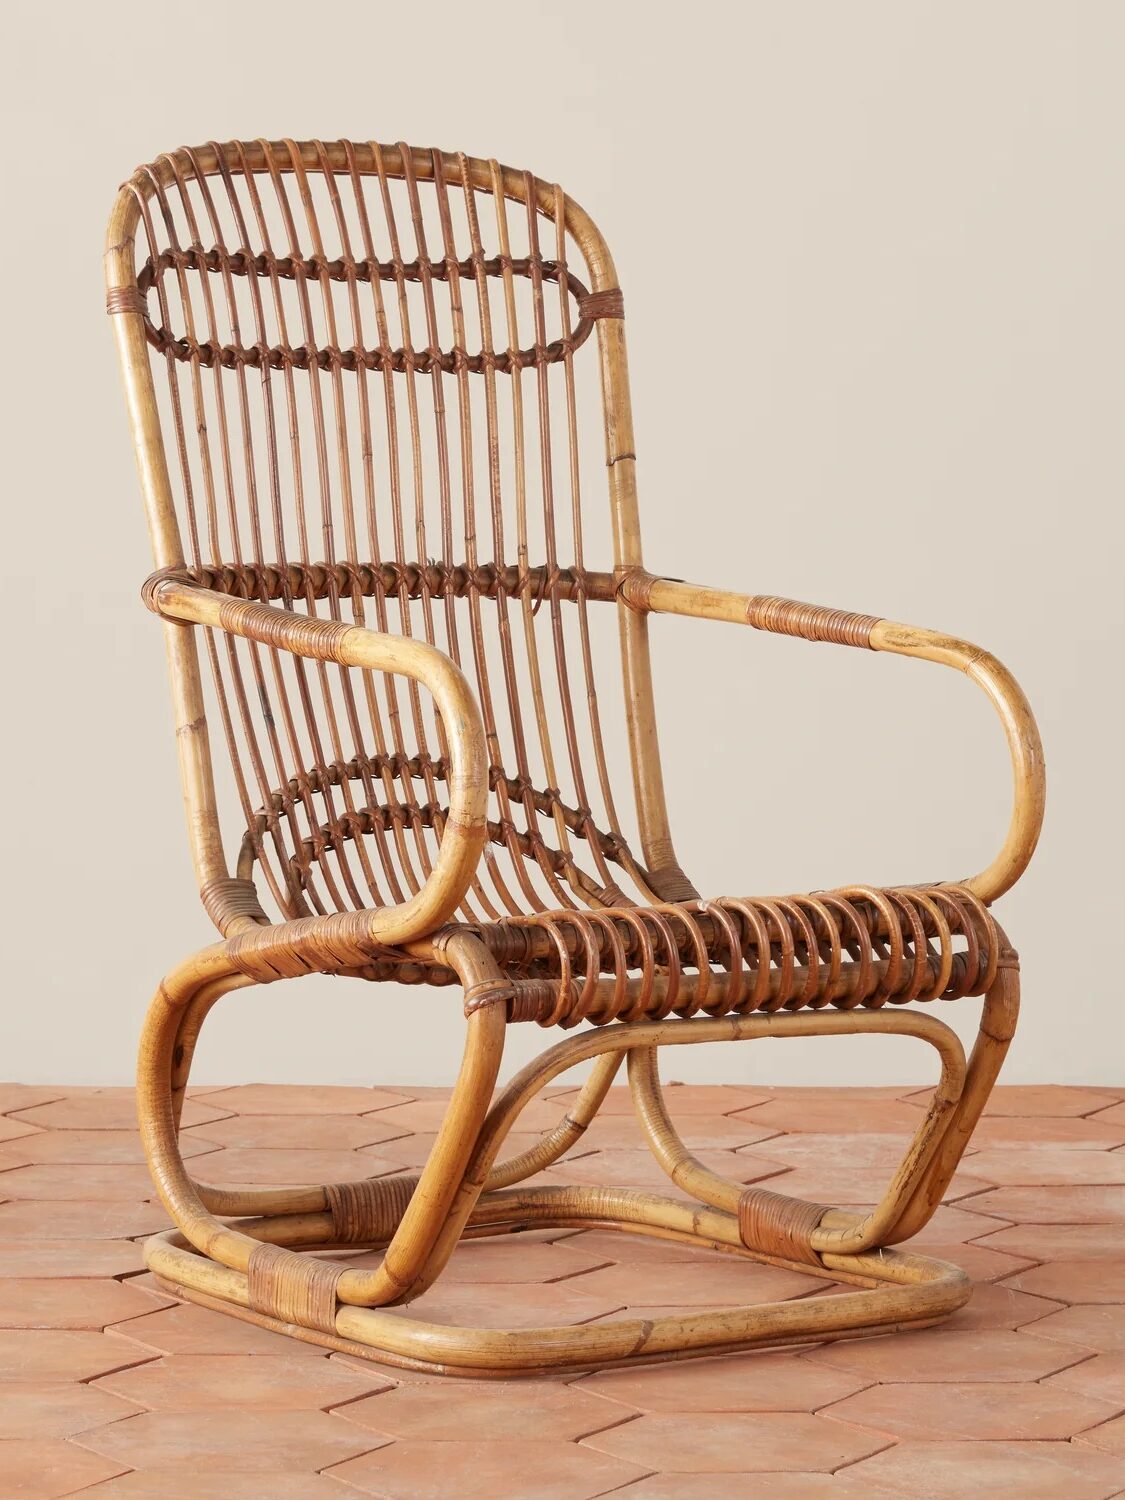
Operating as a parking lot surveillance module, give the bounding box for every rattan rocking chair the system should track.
[106,139,1045,1377]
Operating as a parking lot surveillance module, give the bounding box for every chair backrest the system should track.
[106,140,693,931]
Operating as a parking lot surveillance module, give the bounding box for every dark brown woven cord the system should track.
[577,288,624,319]
[247,1242,341,1332]
[738,1187,828,1264]
[106,284,145,315]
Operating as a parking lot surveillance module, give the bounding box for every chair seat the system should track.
[276,881,1003,1026]
[459,883,1003,1026]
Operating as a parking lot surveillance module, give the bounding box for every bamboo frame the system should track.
[106,139,1043,1375]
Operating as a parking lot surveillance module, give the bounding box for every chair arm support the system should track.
[149,577,489,947]
[629,574,1046,905]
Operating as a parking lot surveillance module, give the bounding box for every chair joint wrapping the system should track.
[247,1242,340,1333]
[325,1174,419,1243]
[738,1187,827,1265]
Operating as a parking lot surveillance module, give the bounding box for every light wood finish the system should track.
[106,139,1043,1375]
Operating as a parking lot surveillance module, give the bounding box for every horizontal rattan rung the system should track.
[137,247,583,295]
[145,561,619,607]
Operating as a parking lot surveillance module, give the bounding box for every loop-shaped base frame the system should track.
[136,934,1019,1377]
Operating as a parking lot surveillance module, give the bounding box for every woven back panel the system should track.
[124,140,661,925]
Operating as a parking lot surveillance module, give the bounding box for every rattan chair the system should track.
[105,139,1045,1377]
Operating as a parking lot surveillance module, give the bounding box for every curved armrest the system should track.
[150,576,489,947]
[628,574,1045,905]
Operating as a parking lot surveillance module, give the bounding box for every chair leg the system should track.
[140,958,1016,1376]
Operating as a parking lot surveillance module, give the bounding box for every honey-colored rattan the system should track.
[106,139,1045,1375]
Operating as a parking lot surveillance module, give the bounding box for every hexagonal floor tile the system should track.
[730,1097,927,1135]
[579,1113,783,1151]
[966,1186,1125,1224]
[563,1259,817,1308]
[908,1086,1122,1118]
[0,1164,160,1201]
[746,1165,987,1204]
[895,1202,1014,1244]
[370,1096,567,1134]
[0,1241,145,1279]
[1076,1412,1125,1456]
[807,1328,1087,1382]
[542,1147,786,1193]
[551,1085,772,1116]
[965,1114,1125,1148]
[581,1410,888,1473]
[96,1352,389,1410]
[579,1349,869,1412]
[334,1380,629,1440]
[0,1086,66,1114]
[0,1439,127,1498]
[940,1282,1063,1332]
[963,1149,1125,1186]
[843,1439,1125,1499]
[14,1129,216,1166]
[364,1130,592,1171]
[0,1201,170,1241]
[605,1478,870,1500]
[8,1090,231,1131]
[556,1229,748,1268]
[74,1472,348,1498]
[1045,1352,1125,1403]
[918,1240,1035,1282]
[408,1236,612,1285]
[328,1437,645,1499]
[189,1084,408,1115]
[108,1303,330,1357]
[0,1144,36,1172]
[186,1146,403,1186]
[0,1381,141,1439]
[0,1330,158,1381]
[0,1278,171,1329]
[75,1409,382,1472]
[1001,1258,1125,1303]
[1023,1303,1125,1351]
[183,1111,409,1150]
[384,1280,627,1331]
[822,1379,1118,1440]
[974,1224,1125,1261]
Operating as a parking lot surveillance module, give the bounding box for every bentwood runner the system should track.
[105,139,1045,1375]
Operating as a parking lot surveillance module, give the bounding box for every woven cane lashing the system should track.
[325,1173,419,1242]
[247,1242,340,1333]
[738,1187,827,1264]
[119,140,663,932]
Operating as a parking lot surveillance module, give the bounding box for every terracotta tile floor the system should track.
[1,1082,1124,1498]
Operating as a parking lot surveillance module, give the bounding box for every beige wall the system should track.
[3,1,1121,1088]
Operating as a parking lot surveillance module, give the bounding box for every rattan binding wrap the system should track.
[108,139,1045,1378]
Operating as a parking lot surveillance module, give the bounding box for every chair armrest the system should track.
[149,576,489,947]
[627,574,1046,905]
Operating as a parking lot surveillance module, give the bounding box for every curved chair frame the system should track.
[106,140,1044,1375]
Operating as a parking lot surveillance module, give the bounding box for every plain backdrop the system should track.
[2,1,1121,1089]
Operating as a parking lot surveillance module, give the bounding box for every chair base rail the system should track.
[143,1195,971,1376]
[135,935,1019,1377]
